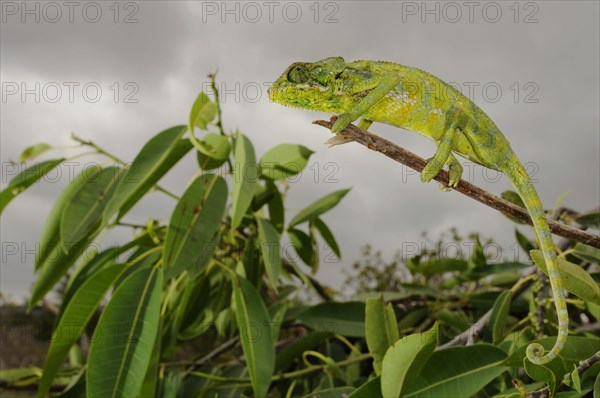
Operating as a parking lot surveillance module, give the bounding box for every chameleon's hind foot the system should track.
[446,154,463,187]
[421,157,443,183]
[422,154,463,187]
[422,121,459,184]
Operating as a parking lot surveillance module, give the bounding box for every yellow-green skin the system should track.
[269,57,568,365]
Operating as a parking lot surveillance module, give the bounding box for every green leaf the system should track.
[413,258,469,277]
[60,166,123,248]
[0,367,40,384]
[492,382,549,398]
[259,143,313,180]
[104,126,192,221]
[0,158,64,215]
[196,133,231,170]
[490,271,522,287]
[524,355,566,397]
[37,263,126,398]
[240,236,262,286]
[470,238,487,267]
[231,132,258,231]
[575,211,600,229]
[466,262,530,280]
[288,228,314,266]
[366,296,399,375]
[436,308,471,332]
[502,190,526,209]
[139,327,161,398]
[404,344,508,397]
[313,217,341,259]
[381,322,438,397]
[516,229,536,252]
[163,174,227,279]
[61,234,155,312]
[267,181,285,233]
[524,360,556,394]
[356,285,437,302]
[35,165,101,270]
[289,189,350,227]
[398,307,430,334]
[232,276,275,398]
[189,91,217,131]
[301,387,355,398]
[297,302,365,337]
[587,301,600,321]
[572,243,600,264]
[252,182,275,210]
[571,364,582,393]
[178,276,212,340]
[53,368,86,397]
[19,142,52,162]
[531,250,600,305]
[160,370,184,398]
[348,377,382,398]
[489,290,513,344]
[256,217,281,292]
[87,265,163,398]
[594,372,599,398]
[30,232,100,307]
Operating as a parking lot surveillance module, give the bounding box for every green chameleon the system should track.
[268,57,567,365]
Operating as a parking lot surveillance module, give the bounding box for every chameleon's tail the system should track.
[502,153,568,365]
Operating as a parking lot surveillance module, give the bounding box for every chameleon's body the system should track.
[268,57,567,365]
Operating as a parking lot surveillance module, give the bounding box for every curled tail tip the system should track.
[526,342,554,365]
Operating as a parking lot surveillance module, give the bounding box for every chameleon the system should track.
[268,57,567,365]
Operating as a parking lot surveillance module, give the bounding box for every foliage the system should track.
[1,78,599,398]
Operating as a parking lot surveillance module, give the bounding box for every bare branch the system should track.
[313,118,600,249]
[440,310,492,348]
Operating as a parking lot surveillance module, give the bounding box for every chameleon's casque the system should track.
[269,57,568,365]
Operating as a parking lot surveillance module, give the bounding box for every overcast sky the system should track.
[1,1,598,302]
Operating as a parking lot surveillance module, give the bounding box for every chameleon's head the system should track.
[268,57,353,113]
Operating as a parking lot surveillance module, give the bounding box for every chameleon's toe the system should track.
[421,158,443,183]
[447,156,463,187]
[331,113,353,134]
[325,135,354,147]
[438,183,452,192]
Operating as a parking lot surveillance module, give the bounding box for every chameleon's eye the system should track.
[288,66,310,84]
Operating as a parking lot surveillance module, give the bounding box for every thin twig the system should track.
[70,133,180,200]
[283,260,333,302]
[440,273,536,348]
[0,381,67,392]
[440,311,492,348]
[161,336,241,377]
[208,72,225,137]
[313,118,600,249]
[208,72,234,172]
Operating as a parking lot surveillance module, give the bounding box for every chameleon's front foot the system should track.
[325,113,355,147]
[331,113,353,134]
